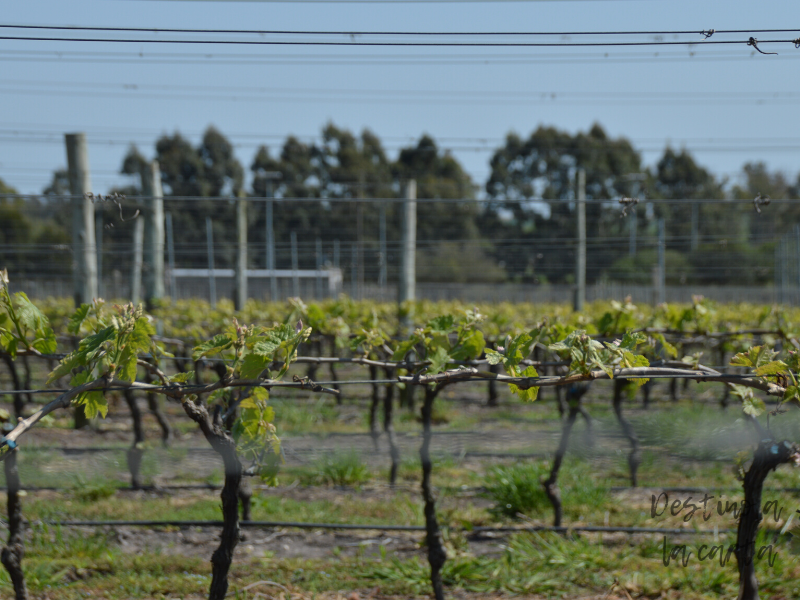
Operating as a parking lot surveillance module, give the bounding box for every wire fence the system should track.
[2,194,796,303]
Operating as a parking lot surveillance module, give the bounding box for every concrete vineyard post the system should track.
[206,217,217,308]
[399,180,417,320]
[65,132,97,306]
[574,168,586,312]
[142,161,165,307]
[235,197,247,310]
[131,217,144,305]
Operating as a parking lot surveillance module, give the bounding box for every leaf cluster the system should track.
[48,301,158,418]
[0,269,57,358]
[392,311,486,378]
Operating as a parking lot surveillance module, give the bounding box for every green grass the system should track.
[312,450,371,487]
[482,459,609,522]
[11,523,800,600]
[483,461,550,518]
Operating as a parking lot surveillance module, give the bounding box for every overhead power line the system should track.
[2,24,799,36]
[0,34,798,48]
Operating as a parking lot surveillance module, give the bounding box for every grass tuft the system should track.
[314,450,371,487]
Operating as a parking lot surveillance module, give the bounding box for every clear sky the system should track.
[1,0,799,196]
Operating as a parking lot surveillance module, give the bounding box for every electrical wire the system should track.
[1,24,798,36]
[0,193,798,209]
[0,34,797,48]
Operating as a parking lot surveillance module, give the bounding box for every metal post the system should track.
[628,211,637,257]
[266,198,276,300]
[65,132,97,305]
[206,217,216,308]
[398,180,417,305]
[379,202,387,287]
[291,231,299,298]
[356,172,365,296]
[573,169,586,312]
[165,212,176,303]
[235,196,248,310]
[657,218,666,305]
[141,161,165,306]
[333,239,340,269]
[795,225,800,304]
[690,202,699,252]
[131,216,144,305]
[782,237,789,305]
[315,237,323,299]
[351,243,358,299]
[264,173,280,301]
[775,242,781,304]
[95,209,103,299]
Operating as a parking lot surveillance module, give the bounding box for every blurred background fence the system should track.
[3,126,799,307]
[3,193,796,305]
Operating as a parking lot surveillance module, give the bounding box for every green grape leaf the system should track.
[32,326,57,354]
[729,384,766,417]
[427,346,452,376]
[755,361,788,377]
[428,315,456,335]
[451,329,485,361]
[731,346,778,369]
[509,365,539,402]
[392,338,418,362]
[69,372,108,419]
[484,348,504,366]
[116,344,138,382]
[742,395,767,417]
[68,303,92,335]
[47,351,81,383]
[506,332,534,365]
[13,292,48,333]
[80,391,108,419]
[192,334,234,360]
[239,352,269,379]
[169,371,194,384]
[650,333,678,358]
[619,331,648,351]
[128,317,156,354]
[79,326,116,363]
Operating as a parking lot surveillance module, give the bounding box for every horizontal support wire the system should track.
[23,519,735,536]
[4,193,800,206]
[0,371,778,396]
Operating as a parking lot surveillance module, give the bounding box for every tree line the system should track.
[2,122,799,286]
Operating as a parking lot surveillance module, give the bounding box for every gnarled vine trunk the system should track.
[369,364,381,451]
[736,439,799,600]
[543,384,589,527]
[612,380,641,487]
[420,385,447,600]
[383,368,400,485]
[328,338,342,404]
[182,398,243,600]
[143,367,172,446]
[543,404,577,527]
[123,389,145,489]
[487,361,499,407]
[1,450,27,600]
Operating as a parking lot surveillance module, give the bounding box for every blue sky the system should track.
[1,0,799,196]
